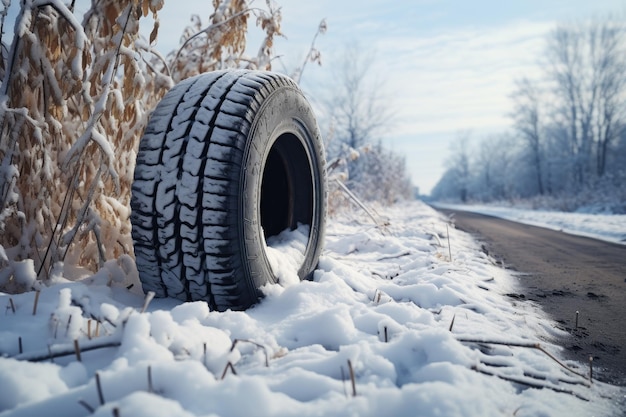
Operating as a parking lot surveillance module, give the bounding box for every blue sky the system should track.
[4,0,625,194]
[151,0,626,194]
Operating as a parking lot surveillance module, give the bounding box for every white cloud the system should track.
[5,0,620,195]
[373,20,552,134]
[293,18,554,194]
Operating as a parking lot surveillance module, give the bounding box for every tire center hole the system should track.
[260,133,314,282]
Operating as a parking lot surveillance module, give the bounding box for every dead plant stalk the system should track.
[457,338,590,381]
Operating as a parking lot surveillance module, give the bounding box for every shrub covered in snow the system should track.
[0,0,282,290]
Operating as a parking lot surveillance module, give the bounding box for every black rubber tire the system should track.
[130,70,327,311]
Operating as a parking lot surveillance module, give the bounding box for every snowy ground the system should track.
[432,203,626,245]
[1,201,624,417]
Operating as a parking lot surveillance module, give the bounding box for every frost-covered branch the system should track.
[168,0,282,81]
[291,19,326,84]
[1,0,289,288]
[173,8,254,64]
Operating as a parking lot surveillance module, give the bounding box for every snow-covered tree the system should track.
[321,43,412,207]
[510,78,545,195]
[347,142,414,204]
[433,14,626,212]
[545,18,626,187]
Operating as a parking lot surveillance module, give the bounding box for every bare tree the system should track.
[473,134,515,200]
[546,25,589,188]
[319,43,414,206]
[446,131,472,202]
[433,15,626,208]
[326,43,393,151]
[589,19,626,177]
[545,18,626,185]
[510,78,545,195]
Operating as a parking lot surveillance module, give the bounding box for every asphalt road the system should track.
[436,208,626,386]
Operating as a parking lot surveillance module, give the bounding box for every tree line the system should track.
[432,16,626,212]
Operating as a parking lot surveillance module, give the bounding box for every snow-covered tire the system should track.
[130,70,327,311]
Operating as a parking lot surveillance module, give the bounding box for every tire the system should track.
[130,70,327,311]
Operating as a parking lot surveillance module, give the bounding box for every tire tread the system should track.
[131,70,324,311]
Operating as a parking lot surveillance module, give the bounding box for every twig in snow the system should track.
[73,339,81,362]
[13,336,121,362]
[479,356,588,387]
[112,407,120,417]
[101,316,117,331]
[203,342,207,367]
[71,296,108,325]
[221,362,237,379]
[347,360,357,397]
[449,314,456,332]
[457,338,589,381]
[373,289,393,304]
[340,366,348,398]
[18,337,22,354]
[53,318,60,339]
[471,365,589,401]
[78,399,95,413]
[534,345,588,381]
[230,339,269,367]
[148,365,154,393]
[376,251,411,261]
[446,224,452,262]
[95,372,105,405]
[65,315,73,337]
[32,290,40,315]
[371,270,399,280]
[334,179,389,231]
[8,298,15,313]
[428,232,443,247]
[140,291,155,313]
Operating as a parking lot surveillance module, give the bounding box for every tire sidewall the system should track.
[240,84,326,293]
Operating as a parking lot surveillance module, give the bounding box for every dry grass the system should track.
[0,0,282,290]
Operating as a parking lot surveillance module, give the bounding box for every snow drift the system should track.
[0,201,623,417]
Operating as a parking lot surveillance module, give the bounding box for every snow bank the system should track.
[0,201,623,417]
